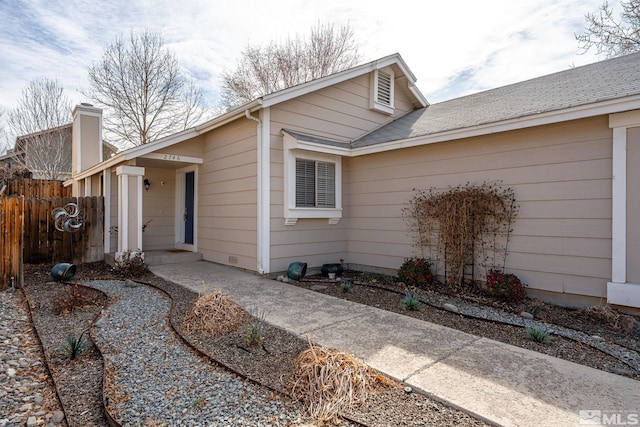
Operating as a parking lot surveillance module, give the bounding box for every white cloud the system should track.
[0,0,612,115]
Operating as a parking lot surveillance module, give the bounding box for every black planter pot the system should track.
[321,263,344,277]
[51,263,76,282]
[287,262,307,280]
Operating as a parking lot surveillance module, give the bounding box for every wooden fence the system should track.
[2,178,72,198]
[24,197,104,264]
[0,196,104,290]
[0,197,24,290]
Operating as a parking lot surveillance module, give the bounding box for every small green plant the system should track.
[191,396,206,408]
[244,307,267,347]
[113,250,149,278]
[485,269,526,303]
[60,330,89,359]
[398,257,433,288]
[526,326,549,343]
[340,280,353,293]
[402,293,421,311]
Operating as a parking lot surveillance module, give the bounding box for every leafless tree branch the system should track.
[7,78,72,180]
[221,22,361,109]
[84,29,206,147]
[576,0,640,57]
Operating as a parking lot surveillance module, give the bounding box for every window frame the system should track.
[284,148,342,225]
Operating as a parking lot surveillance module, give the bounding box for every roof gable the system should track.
[354,52,640,148]
[260,53,428,108]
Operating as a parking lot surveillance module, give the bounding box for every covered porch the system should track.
[103,151,202,262]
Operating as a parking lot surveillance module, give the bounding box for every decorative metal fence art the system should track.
[52,203,86,233]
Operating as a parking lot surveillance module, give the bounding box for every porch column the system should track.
[608,111,640,308]
[115,165,145,258]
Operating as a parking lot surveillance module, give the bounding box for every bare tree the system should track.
[221,22,361,109]
[7,78,72,180]
[576,0,640,57]
[0,108,10,154]
[84,29,206,147]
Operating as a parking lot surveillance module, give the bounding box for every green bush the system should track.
[526,326,549,343]
[486,269,526,303]
[402,293,421,311]
[59,330,88,360]
[340,280,353,293]
[398,258,433,288]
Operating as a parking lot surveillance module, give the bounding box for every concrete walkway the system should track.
[150,261,640,427]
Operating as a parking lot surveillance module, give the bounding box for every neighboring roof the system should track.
[353,52,640,148]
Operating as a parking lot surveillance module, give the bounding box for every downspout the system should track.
[245,109,270,274]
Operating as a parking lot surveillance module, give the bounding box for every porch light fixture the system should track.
[144,178,151,192]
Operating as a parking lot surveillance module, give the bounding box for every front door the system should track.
[184,171,194,245]
[176,167,196,250]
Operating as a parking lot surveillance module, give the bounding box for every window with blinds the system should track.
[296,159,335,208]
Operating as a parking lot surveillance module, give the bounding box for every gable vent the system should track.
[377,70,392,106]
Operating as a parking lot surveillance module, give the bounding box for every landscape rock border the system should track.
[358,281,640,373]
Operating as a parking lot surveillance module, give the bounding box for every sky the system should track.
[0,0,617,135]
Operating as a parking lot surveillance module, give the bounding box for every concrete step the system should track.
[105,250,202,267]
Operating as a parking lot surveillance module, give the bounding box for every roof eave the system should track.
[352,95,640,156]
[262,53,427,108]
[195,100,262,133]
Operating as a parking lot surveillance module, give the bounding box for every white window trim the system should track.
[607,110,640,308]
[284,148,342,226]
[370,66,395,115]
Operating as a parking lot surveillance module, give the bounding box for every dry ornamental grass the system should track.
[577,304,621,328]
[181,291,252,338]
[289,338,391,423]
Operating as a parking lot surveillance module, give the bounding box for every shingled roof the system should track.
[353,51,640,148]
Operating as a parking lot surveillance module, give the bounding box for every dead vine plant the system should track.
[403,181,518,286]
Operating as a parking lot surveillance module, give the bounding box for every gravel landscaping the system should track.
[8,261,639,426]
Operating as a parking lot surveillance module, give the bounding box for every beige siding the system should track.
[268,72,416,272]
[346,116,613,299]
[627,127,640,282]
[198,119,258,271]
[270,74,416,142]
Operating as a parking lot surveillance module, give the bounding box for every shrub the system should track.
[289,339,389,423]
[340,280,353,293]
[113,251,149,278]
[526,326,549,343]
[59,330,89,359]
[397,258,433,288]
[55,284,95,315]
[182,291,251,338]
[402,293,421,311]
[244,307,267,347]
[485,269,526,303]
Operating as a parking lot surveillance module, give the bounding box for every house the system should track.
[69,52,640,310]
[0,114,117,180]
